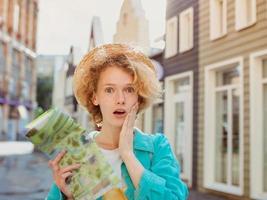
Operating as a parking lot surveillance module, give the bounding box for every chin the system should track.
[111,120,124,128]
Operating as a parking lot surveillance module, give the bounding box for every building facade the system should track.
[198,0,267,199]
[0,0,38,140]
[163,0,199,189]
[113,0,150,54]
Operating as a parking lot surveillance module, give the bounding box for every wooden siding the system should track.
[198,0,267,199]
[164,0,199,189]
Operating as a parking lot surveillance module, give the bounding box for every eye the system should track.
[104,87,114,93]
[125,87,135,93]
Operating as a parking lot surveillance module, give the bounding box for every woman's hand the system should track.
[119,102,138,160]
[48,150,80,199]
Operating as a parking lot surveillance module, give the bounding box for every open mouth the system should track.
[113,109,126,117]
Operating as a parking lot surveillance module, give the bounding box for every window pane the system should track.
[0,106,3,140]
[174,77,190,93]
[216,67,240,86]
[175,102,186,174]
[10,49,20,99]
[0,43,5,98]
[232,89,240,186]
[215,91,228,184]
[263,59,267,79]
[0,42,5,74]
[152,103,163,134]
[264,84,267,192]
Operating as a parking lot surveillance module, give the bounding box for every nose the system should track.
[116,90,125,105]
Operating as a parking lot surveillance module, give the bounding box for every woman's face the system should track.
[93,66,138,128]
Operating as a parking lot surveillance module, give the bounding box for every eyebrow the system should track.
[103,83,134,86]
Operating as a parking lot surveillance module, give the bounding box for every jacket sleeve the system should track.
[45,183,65,200]
[134,134,189,200]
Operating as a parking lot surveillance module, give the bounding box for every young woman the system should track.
[46,44,189,200]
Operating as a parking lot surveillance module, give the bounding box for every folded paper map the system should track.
[25,108,121,200]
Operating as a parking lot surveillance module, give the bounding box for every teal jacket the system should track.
[46,128,189,200]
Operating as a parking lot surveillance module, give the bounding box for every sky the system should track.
[37,0,166,55]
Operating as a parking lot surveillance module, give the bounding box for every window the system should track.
[215,68,240,186]
[250,50,267,199]
[235,0,256,31]
[0,106,3,138]
[151,103,163,134]
[24,56,33,101]
[165,16,178,58]
[9,49,20,99]
[143,83,163,134]
[13,3,20,33]
[0,43,5,97]
[204,57,243,195]
[165,71,193,187]
[0,42,5,74]
[179,7,193,53]
[0,0,8,25]
[209,0,227,40]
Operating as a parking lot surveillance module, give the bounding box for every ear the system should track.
[92,93,99,106]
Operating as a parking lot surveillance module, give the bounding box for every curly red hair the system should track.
[73,44,161,125]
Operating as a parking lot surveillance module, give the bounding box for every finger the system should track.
[60,164,81,174]
[127,104,138,128]
[61,171,73,180]
[122,111,130,131]
[52,150,67,165]
[48,160,60,171]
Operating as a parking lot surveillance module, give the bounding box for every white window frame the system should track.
[143,82,163,134]
[235,0,257,31]
[1,0,8,26]
[164,71,193,187]
[179,7,194,53]
[165,16,178,58]
[204,57,244,195]
[209,0,227,40]
[250,49,267,200]
[13,3,20,33]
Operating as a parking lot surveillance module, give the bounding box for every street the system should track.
[0,151,227,200]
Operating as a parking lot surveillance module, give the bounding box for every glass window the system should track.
[215,90,228,183]
[175,102,186,174]
[0,42,5,74]
[0,106,3,139]
[263,84,267,192]
[174,77,190,93]
[232,89,240,186]
[24,56,33,100]
[10,49,20,99]
[263,59,267,79]
[216,67,240,86]
[152,103,163,134]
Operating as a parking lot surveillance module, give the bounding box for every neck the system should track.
[96,123,121,150]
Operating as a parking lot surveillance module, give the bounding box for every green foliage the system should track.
[36,76,53,110]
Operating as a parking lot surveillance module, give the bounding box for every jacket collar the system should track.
[133,127,154,153]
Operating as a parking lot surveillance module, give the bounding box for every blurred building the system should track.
[163,0,199,189]
[51,17,105,131]
[36,55,66,78]
[198,1,267,199]
[113,0,150,54]
[0,0,38,140]
[36,54,67,111]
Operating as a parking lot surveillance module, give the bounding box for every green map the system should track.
[25,108,121,200]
